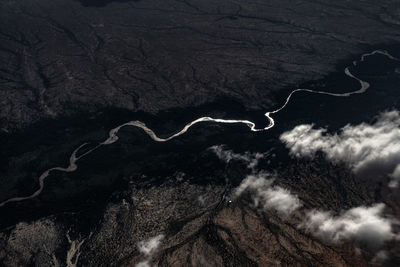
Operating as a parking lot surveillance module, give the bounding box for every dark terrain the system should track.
[1,0,400,266]
[2,0,400,131]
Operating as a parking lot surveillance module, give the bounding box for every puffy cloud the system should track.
[371,250,389,265]
[234,173,302,216]
[210,146,301,215]
[136,234,164,267]
[137,234,164,256]
[302,204,395,249]
[209,145,264,170]
[135,261,150,267]
[280,110,400,187]
[389,165,400,188]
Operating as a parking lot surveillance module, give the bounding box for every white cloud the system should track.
[258,187,302,216]
[136,234,164,266]
[389,165,400,188]
[234,173,302,216]
[197,195,207,206]
[371,250,389,265]
[135,261,150,267]
[280,110,400,187]
[211,146,301,216]
[209,145,264,170]
[302,204,395,249]
[137,234,164,256]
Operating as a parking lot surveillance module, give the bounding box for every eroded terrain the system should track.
[1,0,400,266]
[2,0,400,130]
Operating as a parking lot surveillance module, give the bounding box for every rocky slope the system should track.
[1,1,400,266]
[1,156,399,266]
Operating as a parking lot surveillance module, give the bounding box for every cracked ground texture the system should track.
[1,0,400,130]
[1,1,400,266]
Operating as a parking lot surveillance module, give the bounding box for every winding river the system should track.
[0,49,398,208]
